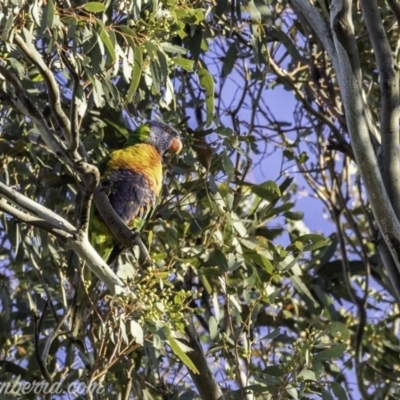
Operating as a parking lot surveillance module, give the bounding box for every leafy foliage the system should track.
[0,0,399,399]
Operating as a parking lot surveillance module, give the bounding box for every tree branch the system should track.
[0,182,128,295]
[290,0,339,73]
[329,0,400,300]
[60,47,82,155]
[184,318,223,400]
[0,182,75,233]
[292,0,380,149]
[15,31,73,151]
[359,0,400,215]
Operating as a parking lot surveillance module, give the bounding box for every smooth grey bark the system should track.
[360,0,400,216]
[0,182,128,295]
[184,318,223,400]
[358,0,400,302]
[292,0,400,301]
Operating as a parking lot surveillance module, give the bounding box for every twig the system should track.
[14,33,73,147]
[32,306,53,383]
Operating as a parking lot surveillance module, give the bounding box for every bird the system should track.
[90,120,182,262]
[71,121,182,336]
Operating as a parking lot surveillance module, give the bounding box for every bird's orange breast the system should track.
[106,144,163,195]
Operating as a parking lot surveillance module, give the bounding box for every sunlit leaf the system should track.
[99,27,116,62]
[314,344,348,362]
[173,57,194,71]
[251,181,281,201]
[168,336,199,374]
[82,2,106,12]
[127,46,142,102]
[161,42,187,54]
[40,0,54,34]
[130,321,144,345]
[198,67,215,126]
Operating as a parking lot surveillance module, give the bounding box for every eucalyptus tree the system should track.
[0,1,399,399]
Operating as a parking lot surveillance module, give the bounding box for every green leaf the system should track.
[298,369,316,381]
[119,318,129,345]
[248,0,262,23]
[2,12,14,41]
[118,25,136,48]
[298,151,309,163]
[327,322,350,341]
[209,316,219,340]
[40,0,54,33]
[167,336,199,374]
[271,26,302,63]
[251,181,281,201]
[127,47,142,102]
[198,269,212,294]
[284,211,304,221]
[83,2,106,13]
[92,77,105,107]
[161,42,187,55]
[278,252,301,272]
[173,57,194,71]
[205,248,229,271]
[314,343,347,362]
[130,321,144,345]
[296,234,328,252]
[99,27,116,62]
[286,385,298,399]
[262,365,285,376]
[290,274,316,303]
[222,43,238,77]
[198,67,215,126]
[321,389,334,400]
[222,152,235,180]
[150,58,161,94]
[331,382,348,400]
[157,49,168,83]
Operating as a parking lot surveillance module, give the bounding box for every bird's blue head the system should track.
[126,121,182,155]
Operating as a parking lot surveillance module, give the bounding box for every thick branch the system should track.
[359,0,400,217]
[292,0,380,148]
[329,0,400,300]
[67,235,127,295]
[330,0,361,84]
[184,318,223,400]
[0,182,75,233]
[0,183,128,295]
[290,0,339,73]
[0,199,71,240]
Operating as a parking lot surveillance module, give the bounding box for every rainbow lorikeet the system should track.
[72,121,182,335]
[91,121,182,262]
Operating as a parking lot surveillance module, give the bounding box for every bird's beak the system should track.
[169,137,183,154]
